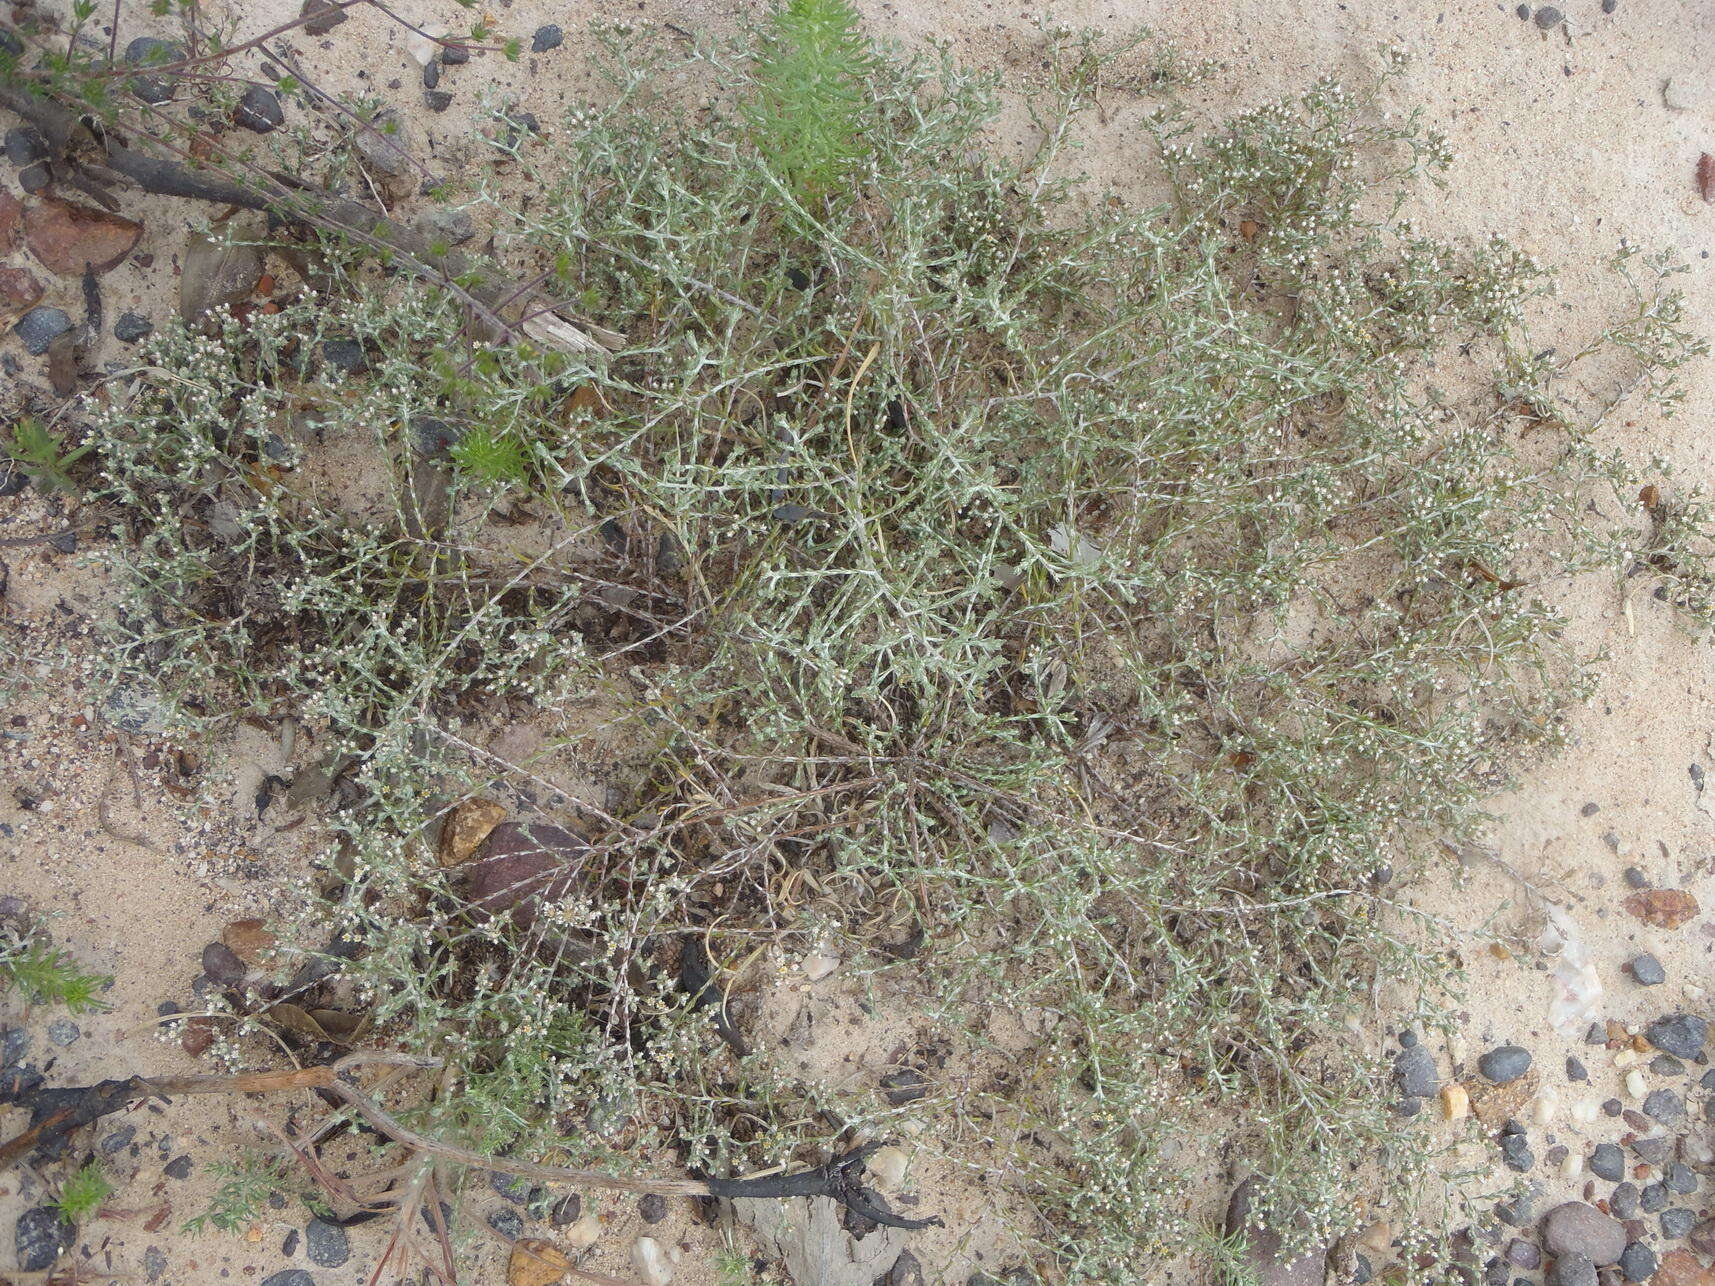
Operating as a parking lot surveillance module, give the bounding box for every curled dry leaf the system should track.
[1622,887,1700,930]
[222,918,275,965]
[437,797,508,867]
[508,1238,572,1286]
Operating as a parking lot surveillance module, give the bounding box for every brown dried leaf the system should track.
[1699,153,1714,205]
[508,1238,572,1286]
[266,1002,331,1042]
[222,918,275,965]
[1622,887,1700,930]
[438,797,507,867]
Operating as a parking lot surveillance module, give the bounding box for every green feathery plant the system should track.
[1,925,113,1014]
[54,1161,115,1224]
[745,0,878,200]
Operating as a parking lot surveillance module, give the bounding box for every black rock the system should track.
[114,312,153,343]
[321,339,367,374]
[14,306,73,356]
[487,1208,524,1239]
[1500,1133,1535,1173]
[884,1250,925,1286]
[235,86,284,133]
[123,37,183,104]
[1534,5,1564,27]
[637,1193,667,1224]
[490,1172,534,1204]
[1552,1252,1597,1286]
[259,1272,315,1286]
[1644,1015,1706,1061]
[440,44,470,65]
[143,1246,167,1282]
[1618,1243,1655,1282]
[1639,1183,1668,1214]
[550,1193,581,1227]
[1602,1099,1623,1117]
[1601,0,1616,11]
[281,1229,299,1256]
[99,1124,136,1155]
[1630,954,1666,986]
[424,90,454,113]
[305,1217,348,1267]
[1664,1163,1696,1195]
[17,161,50,194]
[1661,1209,1695,1239]
[1590,1144,1625,1182]
[201,941,246,985]
[1610,1184,1640,1219]
[47,531,76,556]
[15,1207,74,1271]
[531,24,564,52]
[1623,867,1649,889]
[1648,1055,1684,1077]
[4,127,48,166]
[1396,1044,1439,1097]
[1567,1056,1589,1082]
[1479,1045,1533,1084]
[422,61,440,90]
[881,1068,930,1105]
[1642,1089,1683,1123]
[164,1154,192,1180]
[1516,3,1532,17]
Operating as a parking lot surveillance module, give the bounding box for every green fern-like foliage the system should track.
[55,1161,114,1224]
[745,0,877,201]
[450,426,529,484]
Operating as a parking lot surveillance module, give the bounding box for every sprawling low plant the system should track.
[83,9,1706,1283]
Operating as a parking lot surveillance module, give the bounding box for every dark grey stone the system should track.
[1630,954,1666,986]
[1609,1184,1639,1219]
[99,1124,137,1155]
[4,127,47,166]
[1,1029,26,1063]
[1664,1163,1695,1195]
[1642,1089,1683,1123]
[17,161,49,194]
[281,1229,299,1257]
[321,339,366,373]
[1633,1136,1670,1166]
[123,37,183,104]
[1506,1240,1543,1269]
[425,90,454,113]
[1590,1144,1625,1182]
[550,1193,581,1227]
[114,312,153,343]
[487,1208,524,1239]
[490,1172,533,1204]
[304,1217,348,1267]
[1533,5,1564,28]
[1660,1209,1695,1239]
[15,1207,74,1271]
[1396,1044,1439,1097]
[143,1246,167,1282]
[259,1272,315,1286]
[1567,1056,1589,1082]
[235,86,284,133]
[1587,1023,1609,1046]
[14,307,73,356]
[1618,1243,1655,1282]
[440,44,470,65]
[531,24,563,52]
[1648,1055,1684,1077]
[1551,1252,1597,1286]
[422,61,440,90]
[1638,1183,1668,1214]
[164,1155,192,1180]
[1644,1015,1706,1061]
[46,1019,79,1047]
[637,1193,667,1224]
[1479,1045,1533,1084]
[1623,867,1648,889]
[1501,1133,1535,1172]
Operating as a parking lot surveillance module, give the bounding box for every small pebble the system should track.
[1624,1069,1647,1100]
[235,86,283,133]
[1611,1184,1640,1219]
[1516,3,1531,16]
[1600,0,1616,11]
[14,306,73,357]
[1644,1015,1706,1061]
[164,1155,192,1180]
[114,312,152,343]
[260,1273,314,1286]
[487,1208,524,1239]
[423,61,440,90]
[1442,1083,1470,1121]
[1479,1045,1533,1084]
[1663,1164,1695,1195]
[1507,1240,1543,1270]
[1629,954,1666,986]
[14,1207,73,1272]
[1591,1144,1625,1182]
[1567,1057,1589,1082]
[1633,1136,1670,1166]
[1660,1209,1694,1239]
[1623,867,1649,889]
[1639,1183,1668,1214]
[631,1236,674,1286]
[425,90,454,113]
[1641,1089,1683,1123]
[531,24,564,52]
[1618,1243,1655,1282]
[321,339,367,374]
[1553,1252,1597,1286]
[1501,1133,1535,1172]
[1587,1023,1608,1046]
[305,1218,349,1267]
[46,1019,79,1047]
[1533,4,1563,28]
[1603,1100,1623,1117]
[1647,1055,1683,1077]
[637,1194,667,1224]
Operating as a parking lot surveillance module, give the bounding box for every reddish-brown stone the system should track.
[22,197,143,276]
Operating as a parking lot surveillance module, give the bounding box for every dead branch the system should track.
[0,1054,940,1230]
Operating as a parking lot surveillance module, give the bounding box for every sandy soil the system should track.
[2,0,1714,1284]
